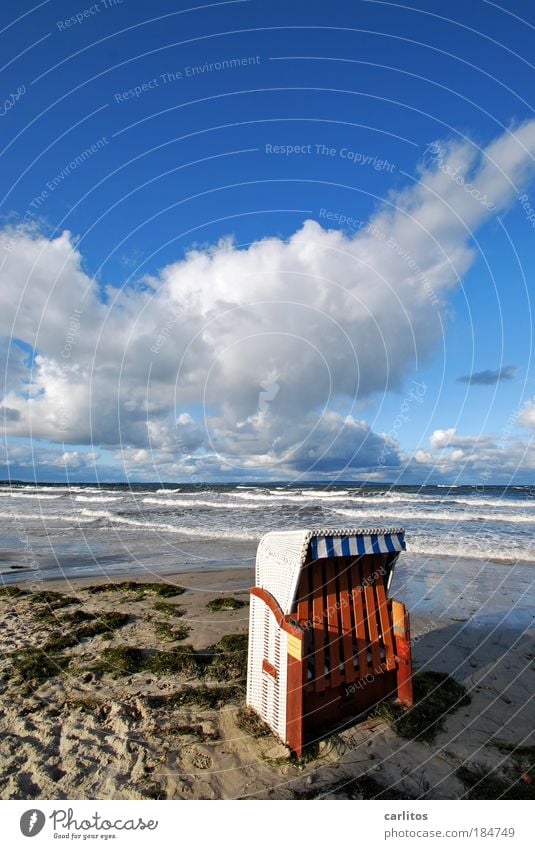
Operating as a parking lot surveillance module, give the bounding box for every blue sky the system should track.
[1,0,535,483]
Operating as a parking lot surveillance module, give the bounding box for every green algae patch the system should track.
[370,671,470,744]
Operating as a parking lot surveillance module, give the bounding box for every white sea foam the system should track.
[406,538,535,564]
[78,508,114,519]
[300,489,350,497]
[100,513,256,540]
[142,496,262,510]
[332,507,535,524]
[230,491,344,502]
[0,510,100,524]
[0,492,63,500]
[20,486,80,492]
[74,496,121,503]
[228,489,535,510]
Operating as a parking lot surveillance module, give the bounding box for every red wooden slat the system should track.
[362,556,382,673]
[296,564,313,687]
[376,578,396,671]
[325,560,341,688]
[338,561,355,684]
[286,647,306,755]
[296,564,311,627]
[312,561,327,693]
[391,599,413,706]
[350,559,368,675]
[262,658,278,679]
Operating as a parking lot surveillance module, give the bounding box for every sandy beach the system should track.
[0,561,533,801]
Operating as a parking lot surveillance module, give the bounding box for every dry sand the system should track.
[0,566,533,800]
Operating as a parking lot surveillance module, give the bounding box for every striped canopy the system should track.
[309,529,405,559]
[256,527,406,614]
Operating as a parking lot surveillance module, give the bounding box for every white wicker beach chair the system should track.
[246,528,413,755]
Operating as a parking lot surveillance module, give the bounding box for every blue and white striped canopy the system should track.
[308,529,405,560]
[256,527,406,613]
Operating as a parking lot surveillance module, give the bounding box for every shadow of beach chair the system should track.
[246,528,413,755]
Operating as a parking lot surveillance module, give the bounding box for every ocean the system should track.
[1,483,534,586]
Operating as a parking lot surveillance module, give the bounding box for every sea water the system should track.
[0,483,534,583]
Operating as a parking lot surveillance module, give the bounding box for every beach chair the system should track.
[246,528,413,755]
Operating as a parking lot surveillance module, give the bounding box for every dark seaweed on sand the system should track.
[370,671,470,744]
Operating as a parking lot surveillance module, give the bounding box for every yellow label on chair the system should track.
[392,599,405,636]
[287,634,302,660]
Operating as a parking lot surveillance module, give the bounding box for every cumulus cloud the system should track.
[404,420,535,484]
[2,120,535,477]
[429,428,496,451]
[518,397,535,429]
[457,365,518,385]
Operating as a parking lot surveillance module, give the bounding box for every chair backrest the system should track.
[293,553,398,693]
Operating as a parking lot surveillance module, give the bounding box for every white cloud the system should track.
[518,397,535,429]
[402,422,535,484]
[54,451,82,468]
[429,428,496,451]
[2,120,535,477]
[414,450,433,464]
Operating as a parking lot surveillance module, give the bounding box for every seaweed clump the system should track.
[9,648,70,684]
[144,646,200,676]
[206,597,248,612]
[154,622,191,643]
[235,707,270,738]
[458,761,535,800]
[370,671,470,744]
[206,634,248,681]
[86,582,185,599]
[93,646,145,677]
[457,740,535,800]
[152,601,185,617]
[0,585,28,599]
[146,684,243,710]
